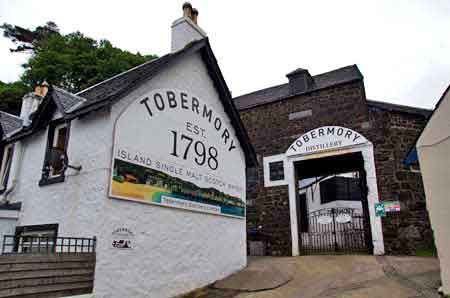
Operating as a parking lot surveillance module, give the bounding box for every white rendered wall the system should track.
[417,91,450,295]
[12,52,247,298]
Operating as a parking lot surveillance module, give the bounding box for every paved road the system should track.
[185,255,442,298]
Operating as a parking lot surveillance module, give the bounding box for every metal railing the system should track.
[1,235,96,254]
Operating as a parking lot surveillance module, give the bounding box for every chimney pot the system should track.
[34,81,49,98]
[183,2,193,19]
[191,8,198,24]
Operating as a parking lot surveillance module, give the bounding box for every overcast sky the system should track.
[1,0,449,109]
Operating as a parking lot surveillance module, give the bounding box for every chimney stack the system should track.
[171,2,206,52]
[34,81,49,98]
[20,82,48,126]
[286,68,314,95]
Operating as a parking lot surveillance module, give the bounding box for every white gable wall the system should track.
[12,52,247,298]
[417,90,450,295]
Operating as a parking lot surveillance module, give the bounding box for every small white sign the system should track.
[317,215,333,225]
[336,214,352,224]
[111,227,134,249]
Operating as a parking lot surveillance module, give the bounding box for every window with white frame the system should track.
[0,143,14,192]
[263,154,288,187]
[39,122,70,186]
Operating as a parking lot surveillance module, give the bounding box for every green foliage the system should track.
[415,247,437,257]
[0,81,30,115]
[20,32,157,92]
[1,21,158,110]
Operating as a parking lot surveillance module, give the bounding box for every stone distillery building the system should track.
[235,66,435,256]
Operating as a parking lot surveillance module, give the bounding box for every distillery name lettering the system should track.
[305,141,342,153]
[140,90,236,152]
[289,127,362,153]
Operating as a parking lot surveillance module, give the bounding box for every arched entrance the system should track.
[284,126,384,256]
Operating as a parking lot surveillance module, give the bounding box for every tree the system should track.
[0,22,158,112]
[1,21,59,53]
[0,81,30,115]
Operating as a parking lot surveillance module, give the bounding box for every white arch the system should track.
[286,126,369,157]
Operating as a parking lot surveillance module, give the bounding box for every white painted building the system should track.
[0,4,256,298]
[415,85,450,296]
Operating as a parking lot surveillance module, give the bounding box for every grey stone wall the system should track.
[238,80,434,256]
[368,107,433,254]
[240,81,370,256]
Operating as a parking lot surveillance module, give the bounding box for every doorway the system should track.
[295,152,372,254]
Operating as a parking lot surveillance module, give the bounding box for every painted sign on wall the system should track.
[111,227,134,249]
[286,126,368,156]
[384,200,401,212]
[110,89,245,218]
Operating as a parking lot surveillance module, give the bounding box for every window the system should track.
[263,154,287,187]
[14,224,58,253]
[269,161,285,181]
[320,176,361,204]
[51,125,68,177]
[39,122,70,186]
[0,143,14,193]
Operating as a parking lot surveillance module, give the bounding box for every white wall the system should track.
[12,52,247,298]
[417,90,450,295]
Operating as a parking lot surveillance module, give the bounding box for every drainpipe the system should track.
[1,141,24,204]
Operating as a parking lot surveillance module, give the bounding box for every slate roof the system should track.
[0,111,23,136]
[367,100,432,117]
[76,52,176,104]
[234,65,363,110]
[51,87,86,114]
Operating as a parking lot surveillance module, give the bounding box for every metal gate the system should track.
[300,207,369,254]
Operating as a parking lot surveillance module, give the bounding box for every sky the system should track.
[1,0,449,109]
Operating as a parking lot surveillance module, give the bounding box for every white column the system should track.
[286,159,300,256]
[362,145,385,255]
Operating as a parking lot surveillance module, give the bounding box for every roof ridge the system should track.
[234,83,288,100]
[313,64,358,77]
[75,39,207,98]
[76,54,168,97]
[234,64,359,100]
[367,99,432,112]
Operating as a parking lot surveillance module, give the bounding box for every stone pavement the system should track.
[182,255,442,298]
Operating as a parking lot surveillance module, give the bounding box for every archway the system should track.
[284,126,384,256]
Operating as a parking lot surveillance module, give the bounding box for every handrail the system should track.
[1,235,96,254]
